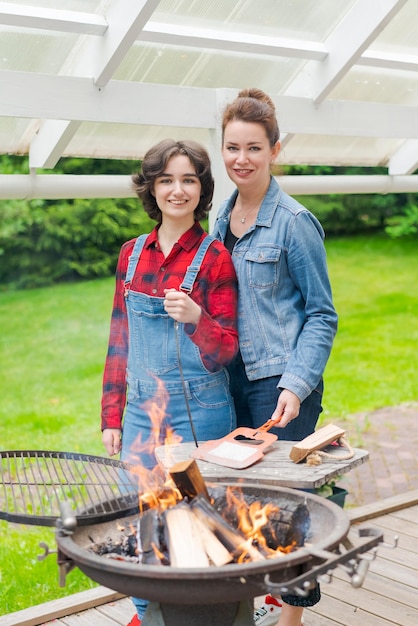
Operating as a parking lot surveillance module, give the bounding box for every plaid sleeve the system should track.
[101,244,131,430]
[185,243,239,370]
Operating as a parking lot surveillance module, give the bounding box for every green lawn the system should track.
[0,234,417,615]
[324,235,418,420]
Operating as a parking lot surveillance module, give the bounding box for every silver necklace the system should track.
[237,200,261,223]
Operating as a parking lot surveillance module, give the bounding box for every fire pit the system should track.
[55,482,382,624]
[0,450,384,626]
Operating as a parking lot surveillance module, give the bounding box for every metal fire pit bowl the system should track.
[56,482,382,606]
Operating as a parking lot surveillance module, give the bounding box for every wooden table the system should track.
[155,440,369,490]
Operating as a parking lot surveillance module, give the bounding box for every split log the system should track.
[289,424,346,463]
[192,515,234,566]
[139,508,165,565]
[168,459,210,501]
[163,502,210,567]
[190,494,265,561]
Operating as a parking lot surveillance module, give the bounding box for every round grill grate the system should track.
[0,450,140,526]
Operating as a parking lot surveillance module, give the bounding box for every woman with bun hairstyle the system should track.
[212,89,338,626]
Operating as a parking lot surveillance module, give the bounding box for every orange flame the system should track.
[125,377,184,512]
[122,378,299,563]
[225,486,296,559]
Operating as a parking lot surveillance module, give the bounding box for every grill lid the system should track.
[0,450,141,526]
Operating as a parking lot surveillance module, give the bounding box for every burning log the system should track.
[190,494,265,562]
[163,502,210,567]
[168,459,210,501]
[210,486,311,549]
[260,502,310,548]
[192,514,234,566]
[139,508,166,565]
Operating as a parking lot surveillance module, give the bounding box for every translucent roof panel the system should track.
[330,67,418,107]
[1,27,79,73]
[0,0,417,183]
[280,135,407,168]
[64,122,211,161]
[114,43,305,92]
[151,0,357,39]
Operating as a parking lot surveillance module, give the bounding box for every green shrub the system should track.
[385,203,418,238]
[281,164,416,236]
[0,197,154,289]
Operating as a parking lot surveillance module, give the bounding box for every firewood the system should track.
[168,459,210,501]
[163,502,210,568]
[192,515,234,566]
[210,487,311,549]
[260,502,310,548]
[289,424,346,463]
[190,494,265,561]
[139,508,165,565]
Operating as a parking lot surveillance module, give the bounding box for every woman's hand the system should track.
[271,389,301,427]
[102,428,122,456]
[163,288,202,325]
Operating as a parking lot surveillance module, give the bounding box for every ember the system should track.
[88,460,311,568]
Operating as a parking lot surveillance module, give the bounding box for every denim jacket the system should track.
[212,177,338,402]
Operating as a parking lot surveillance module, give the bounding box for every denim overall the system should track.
[120,233,236,470]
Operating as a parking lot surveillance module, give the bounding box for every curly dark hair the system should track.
[132,139,214,223]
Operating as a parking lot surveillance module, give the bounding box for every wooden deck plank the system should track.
[1,494,416,626]
[51,608,123,625]
[330,568,417,615]
[0,587,124,626]
[313,572,418,625]
[368,513,417,538]
[346,489,418,523]
[389,506,418,523]
[96,598,136,624]
[363,516,418,549]
[308,593,400,626]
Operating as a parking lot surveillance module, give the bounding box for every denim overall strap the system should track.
[179,235,215,294]
[125,234,148,288]
[121,229,236,478]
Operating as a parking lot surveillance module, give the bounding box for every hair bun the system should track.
[237,88,275,111]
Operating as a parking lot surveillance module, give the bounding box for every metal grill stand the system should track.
[142,600,253,626]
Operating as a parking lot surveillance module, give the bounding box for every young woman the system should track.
[212,89,338,626]
[101,139,239,626]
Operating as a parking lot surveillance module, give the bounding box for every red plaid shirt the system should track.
[101,223,238,430]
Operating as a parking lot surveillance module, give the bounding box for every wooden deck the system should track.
[1,490,417,626]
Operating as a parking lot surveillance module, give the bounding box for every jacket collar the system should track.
[220,177,282,228]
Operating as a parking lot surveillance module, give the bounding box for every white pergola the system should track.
[1,0,418,214]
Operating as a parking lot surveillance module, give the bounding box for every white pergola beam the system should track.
[28,0,161,168]
[2,174,418,200]
[277,174,418,195]
[29,120,81,170]
[389,140,418,175]
[0,2,107,34]
[140,22,327,60]
[359,49,418,72]
[4,78,216,130]
[285,0,409,104]
[88,0,161,88]
[2,75,417,140]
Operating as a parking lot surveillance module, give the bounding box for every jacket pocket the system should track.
[245,246,281,288]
